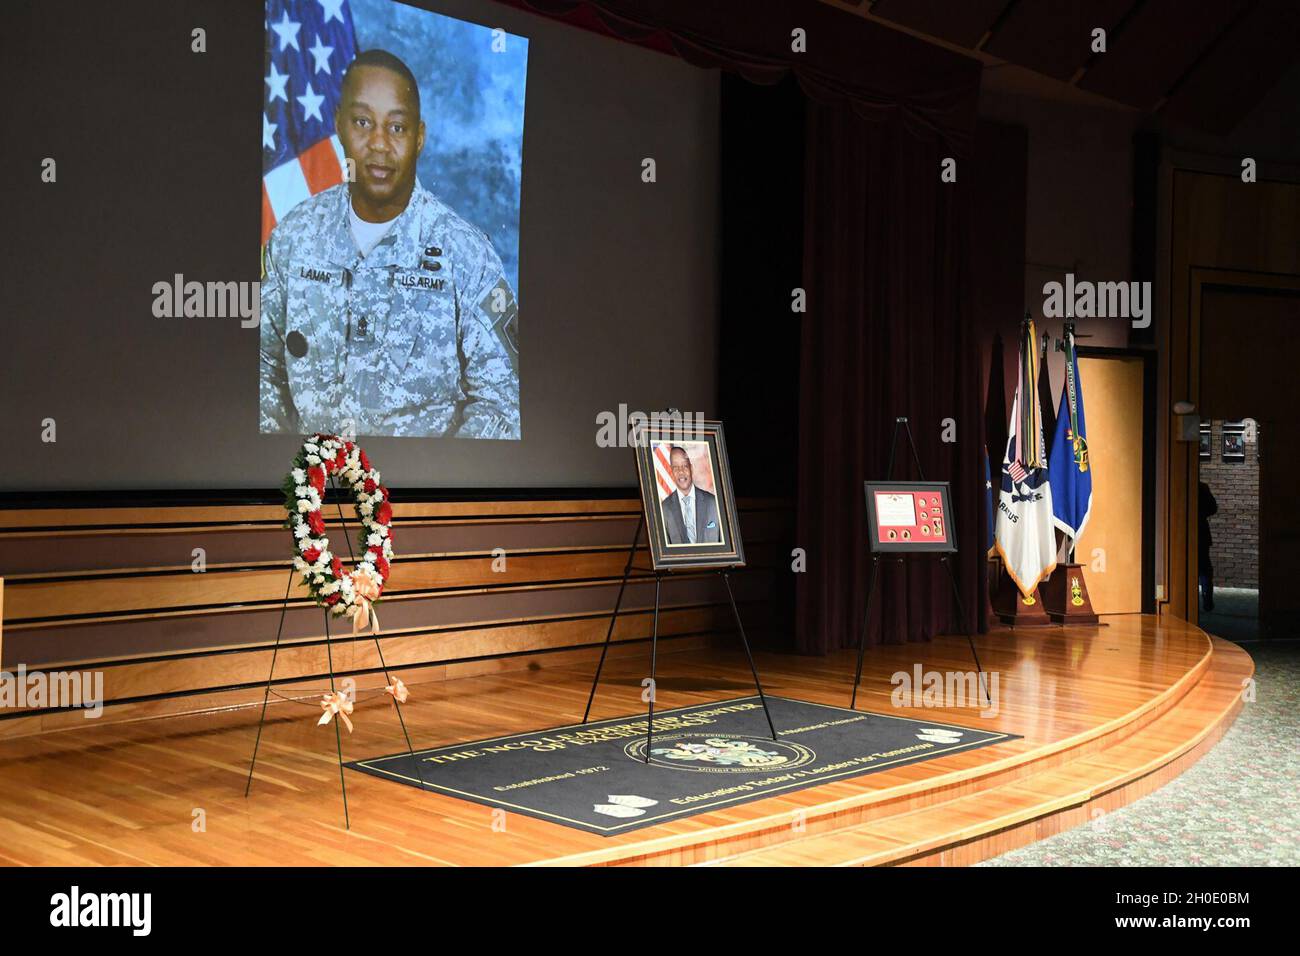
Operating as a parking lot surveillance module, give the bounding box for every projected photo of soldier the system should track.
[659,444,724,546]
[260,34,522,440]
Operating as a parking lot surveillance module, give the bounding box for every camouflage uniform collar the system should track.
[344,180,429,268]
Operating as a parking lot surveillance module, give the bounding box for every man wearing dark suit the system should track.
[662,446,722,544]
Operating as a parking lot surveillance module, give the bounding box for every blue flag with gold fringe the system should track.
[1049,326,1092,543]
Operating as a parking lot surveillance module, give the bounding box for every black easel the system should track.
[581,516,778,762]
[850,417,991,710]
[244,477,426,829]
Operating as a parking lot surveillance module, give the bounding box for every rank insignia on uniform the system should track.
[354,315,370,340]
[479,278,519,373]
[286,330,309,358]
[421,260,442,272]
[424,245,442,257]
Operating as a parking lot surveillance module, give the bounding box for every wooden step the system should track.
[536,623,1216,866]
[708,636,1252,866]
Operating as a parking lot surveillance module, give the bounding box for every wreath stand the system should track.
[244,476,425,829]
[850,417,991,710]
[580,516,778,763]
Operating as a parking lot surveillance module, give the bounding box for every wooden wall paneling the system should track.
[1163,168,1300,621]
[3,541,782,624]
[0,603,736,717]
[1075,354,1145,613]
[2,575,734,667]
[0,495,792,718]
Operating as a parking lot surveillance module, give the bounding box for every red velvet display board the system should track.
[864,481,956,553]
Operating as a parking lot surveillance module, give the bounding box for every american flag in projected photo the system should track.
[261,0,358,245]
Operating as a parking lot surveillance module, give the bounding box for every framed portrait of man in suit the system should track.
[633,418,744,570]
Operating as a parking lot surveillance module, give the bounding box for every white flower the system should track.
[296,499,311,513]
[359,502,374,516]
[291,468,305,484]
[295,485,309,498]
[367,533,382,547]
[293,523,309,540]
[304,443,319,455]
[306,454,321,466]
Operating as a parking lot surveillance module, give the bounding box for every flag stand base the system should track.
[1040,562,1101,625]
[992,571,1054,626]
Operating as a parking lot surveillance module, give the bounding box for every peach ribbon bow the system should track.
[318,692,354,733]
[350,568,381,636]
[385,676,409,704]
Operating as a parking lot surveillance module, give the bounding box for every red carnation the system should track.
[345,441,354,453]
[376,500,393,525]
[331,556,343,578]
[368,544,383,557]
[364,478,377,494]
[307,511,325,536]
[359,449,371,472]
[324,593,341,606]
[302,546,321,564]
[307,466,325,494]
[376,556,390,579]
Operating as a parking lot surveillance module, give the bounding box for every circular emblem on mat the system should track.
[284,433,393,631]
[624,733,815,772]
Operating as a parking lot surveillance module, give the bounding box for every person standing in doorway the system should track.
[1198,480,1218,612]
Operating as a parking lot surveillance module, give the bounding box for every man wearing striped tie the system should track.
[662,446,721,545]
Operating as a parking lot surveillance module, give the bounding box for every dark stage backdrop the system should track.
[498,0,987,650]
[795,108,983,652]
[1,0,720,491]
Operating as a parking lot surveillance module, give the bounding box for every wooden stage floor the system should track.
[0,615,1250,866]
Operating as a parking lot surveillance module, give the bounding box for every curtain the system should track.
[492,0,980,148]
[487,0,986,652]
[794,104,983,653]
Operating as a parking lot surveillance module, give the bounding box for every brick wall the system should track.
[1200,421,1258,588]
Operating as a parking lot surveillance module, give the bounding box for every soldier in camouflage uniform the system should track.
[260,49,519,440]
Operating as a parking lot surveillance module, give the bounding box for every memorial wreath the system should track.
[282,434,393,636]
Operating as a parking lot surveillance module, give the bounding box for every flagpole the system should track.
[1062,319,1077,566]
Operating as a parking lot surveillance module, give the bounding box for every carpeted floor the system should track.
[979,639,1299,867]
[1199,587,1263,642]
